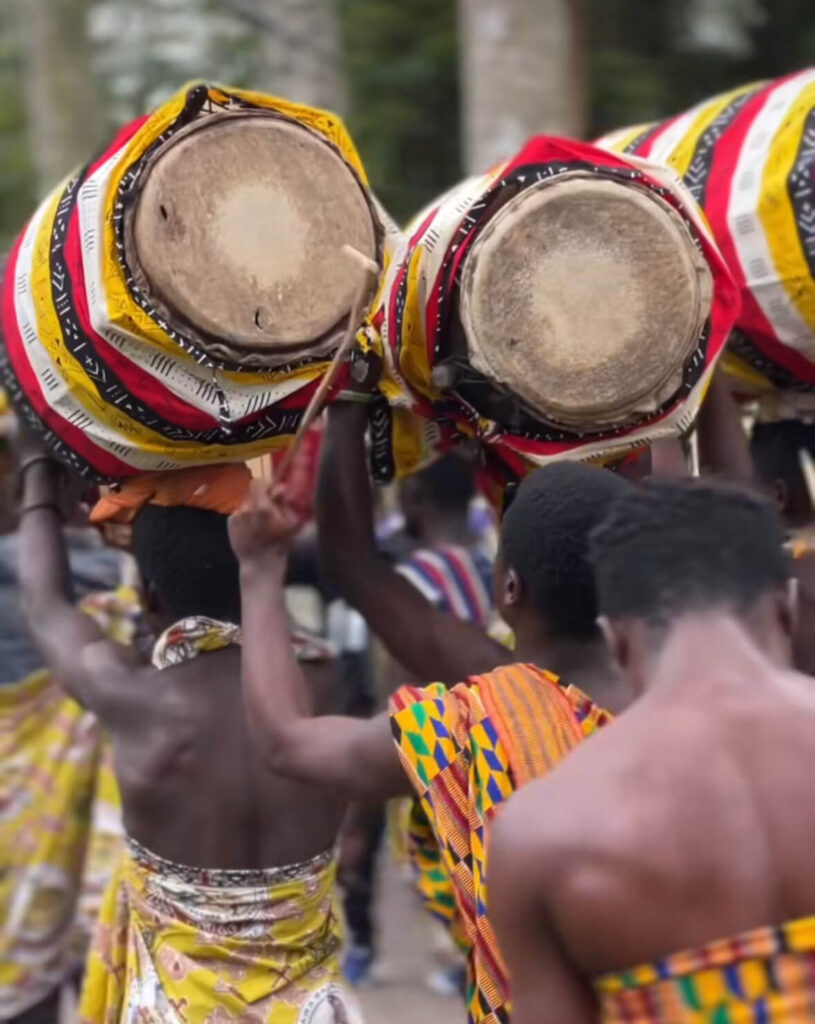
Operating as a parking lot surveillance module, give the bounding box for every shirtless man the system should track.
[16,441,357,1024]
[490,477,815,1024]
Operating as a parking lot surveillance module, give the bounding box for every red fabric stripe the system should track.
[441,547,489,627]
[633,113,681,160]
[64,206,219,432]
[1,232,134,477]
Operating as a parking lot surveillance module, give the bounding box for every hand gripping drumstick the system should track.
[274,245,379,482]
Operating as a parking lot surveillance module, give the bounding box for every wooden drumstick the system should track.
[274,245,379,482]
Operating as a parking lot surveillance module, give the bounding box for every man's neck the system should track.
[514,633,626,713]
[651,613,784,697]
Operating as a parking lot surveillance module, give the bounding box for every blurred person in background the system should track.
[0,398,133,1024]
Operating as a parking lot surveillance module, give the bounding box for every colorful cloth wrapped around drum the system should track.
[597,68,815,419]
[363,136,740,484]
[0,82,394,480]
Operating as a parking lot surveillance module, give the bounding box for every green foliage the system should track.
[339,0,461,223]
[0,6,33,248]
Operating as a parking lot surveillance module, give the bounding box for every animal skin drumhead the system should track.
[459,174,713,429]
[129,113,378,360]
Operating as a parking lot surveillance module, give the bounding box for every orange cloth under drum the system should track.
[89,464,252,525]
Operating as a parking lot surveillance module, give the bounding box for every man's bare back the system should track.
[115,646,344,869]
[495,618,815,979]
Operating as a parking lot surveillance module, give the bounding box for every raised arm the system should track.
[17,449,148,725]
[317,402,506,683]
[696,371,754,483]
[230,482,410,802]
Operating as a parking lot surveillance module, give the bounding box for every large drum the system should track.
[0,82,392,480]
[364,136,739,484]
[598,69,815,420]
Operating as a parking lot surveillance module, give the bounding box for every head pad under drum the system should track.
[460,175,713,430]
[128,113,380,368]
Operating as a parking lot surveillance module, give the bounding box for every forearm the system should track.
[18,466,103,692]
[240,555,313,764]
[317,402,379,597]
[697,372,754,482]
[18,462,74,608]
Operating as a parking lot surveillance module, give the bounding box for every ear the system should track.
[780,578,799,642]
[501,566,523,608]
[597,614,628,675]
[772,478,789,516]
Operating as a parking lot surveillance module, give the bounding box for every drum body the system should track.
[0,82,392,480]
[365,136,739,484]
[598,69,815,419]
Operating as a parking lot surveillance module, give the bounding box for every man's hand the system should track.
[228,480,306,565]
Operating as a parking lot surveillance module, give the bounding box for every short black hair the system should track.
[751,418,815,501]
[590,477,790,625]
[404,454,476,512]
[501,462,630,640]
[132,504,241,623]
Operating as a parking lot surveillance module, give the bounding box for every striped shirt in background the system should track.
[396,544,494,631]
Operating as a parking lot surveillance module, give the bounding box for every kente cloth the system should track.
[0,587,140,1018]
[90,464,252,526]
[77,838,360,1024]
[361,136,739,486]
[0,82,390,482]
[389,663,611,1024]
[151,615,337,668]
[595,916,815,1024]
[597,69,815,416]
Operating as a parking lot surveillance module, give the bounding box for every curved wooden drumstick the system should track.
[273,245,379,482]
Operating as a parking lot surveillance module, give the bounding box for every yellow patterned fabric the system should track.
[595,916,815,1024]
[79,839,359,1024]
[0,586,138,1018]
[0,670,102,1018]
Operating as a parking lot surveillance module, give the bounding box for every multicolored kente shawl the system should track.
[389,662,611,1024]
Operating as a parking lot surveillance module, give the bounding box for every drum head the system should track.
[129,113,379,365]
[460,175,713,429]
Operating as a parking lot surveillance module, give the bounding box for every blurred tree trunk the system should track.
[258,0,347,116]
[458,0,586,174]
[18,0,105,196]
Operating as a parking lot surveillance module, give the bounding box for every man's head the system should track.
[132,504,242,625]
[751,419,815,529]
[496,462,630,641]
[591,478,794,695]
[398,455,476,540]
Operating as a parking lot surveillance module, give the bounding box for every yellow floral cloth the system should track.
[79,839,359,1024]
[0,585,139,1018]
[0,669,101,1018]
